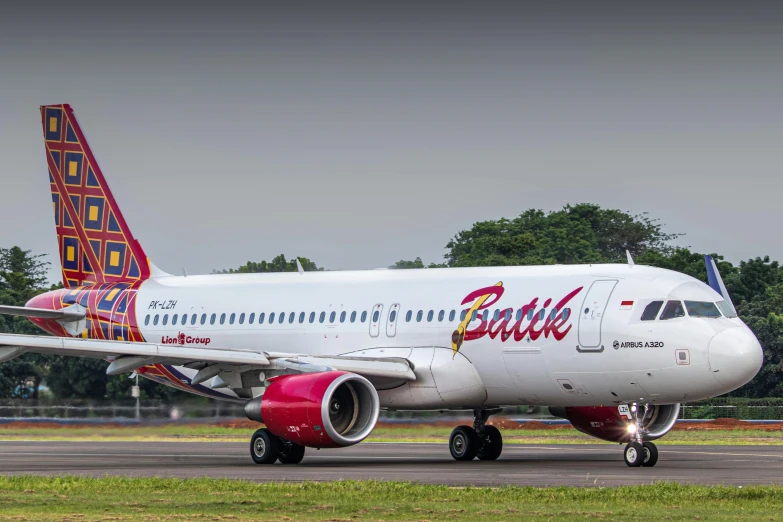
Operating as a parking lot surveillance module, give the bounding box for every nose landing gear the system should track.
[624,403,659,467]
[448,408,504,461]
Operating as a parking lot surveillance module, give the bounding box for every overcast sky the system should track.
[1,1,781,282]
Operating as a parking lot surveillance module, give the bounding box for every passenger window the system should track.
[537,310,545,321]
[550,308,558,321]
[162,314,168,326]
[259,313,265,324]
[416,310,423,322]
[685,301,722,318]
[249,313,255,324]
[201,314,207,325]
[493,309,499,321]
[191,314,197,326]
[505,309,512,321]
[716,300,737,318]
[144,315,150,326]
[319,312,325,323]
[172,314,178,324]
[482,310,488,321]
[563,309,570,321]
[330,311,336,323]
[449,310,456,322]
[279,312,285,324]
[220,313,226,325]
[438,310,445,322]
[229,313,235,325]
[361,311,367,322]
[660,301,685,320]
[269,312,275,323]
[239,313,245,324]
[527,309,535,320]
[460,310,467,321]
[516,309,522,321]
[210,313,216,325]
[372,310,380,322]
[390,310,397,322]
[427,310,434,322]
[641,301,664,321]
[340,311,346,323]
[153,315,159,326]
[289,312,295,323]
[471,310,477,321]
[181,314,188,326]
[406,310,412,322]
[309,312,315,323]
[350,311,356,323]
[299,312,305,323]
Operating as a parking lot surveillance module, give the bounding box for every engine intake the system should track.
[244,371,380,448]
[549,404,680,443]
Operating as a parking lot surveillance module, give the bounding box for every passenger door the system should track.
[369,303,383,338]
[386,303,400,337]
[578,280,618,350]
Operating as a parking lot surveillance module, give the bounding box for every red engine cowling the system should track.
[244,371,380,448]
[549,404,680,443]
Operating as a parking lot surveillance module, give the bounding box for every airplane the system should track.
[0,104,763,468]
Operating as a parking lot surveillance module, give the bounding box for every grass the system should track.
[2,423,783,445]
[0,476,782,521]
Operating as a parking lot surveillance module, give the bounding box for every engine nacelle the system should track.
[244,371,380,448]
[549,404,680,443]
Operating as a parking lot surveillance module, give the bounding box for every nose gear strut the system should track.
[623,402,659,467]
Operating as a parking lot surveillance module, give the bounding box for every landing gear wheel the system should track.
[642,441,658,467]
[624,441,644,467]
[277,441,306,464]
[250,428,280,464]
[477,425,503,461]
[449,425,480,461]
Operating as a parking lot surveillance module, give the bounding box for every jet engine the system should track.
[549,404,680,443]
[244,371,380,448]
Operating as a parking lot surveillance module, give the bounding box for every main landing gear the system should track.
[250,428,306,465]
[449,408,504,461]
[623,403,659,467]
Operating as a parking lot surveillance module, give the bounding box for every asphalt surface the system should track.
[2,441,783,487]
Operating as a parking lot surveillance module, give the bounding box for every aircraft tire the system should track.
[278,441,306,464]
[642,441,658,467]
[477,425,503,461]
[624,441,644,467]
[449,425,480,461]
[250,428,280,464]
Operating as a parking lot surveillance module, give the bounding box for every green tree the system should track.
[444,204,680,267]
[216,255,321,274]
[390,258,425,269]
[0,247,53,398]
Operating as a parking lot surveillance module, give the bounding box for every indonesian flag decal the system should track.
[620,300,634,310]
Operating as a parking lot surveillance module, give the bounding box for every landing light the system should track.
[627,424,638,434]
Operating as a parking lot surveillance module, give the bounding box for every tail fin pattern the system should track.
[41,104,150,287]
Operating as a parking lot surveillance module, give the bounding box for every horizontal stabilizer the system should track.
[0,304,86,321]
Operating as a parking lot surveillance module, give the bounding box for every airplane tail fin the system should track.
[41,104,151,288]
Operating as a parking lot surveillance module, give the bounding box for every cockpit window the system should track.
[641,301,664,321]
[685,301,722,318]
[716,300,737,318]
[659,300,685,320]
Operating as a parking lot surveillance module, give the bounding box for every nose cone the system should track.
[708,327,763,390]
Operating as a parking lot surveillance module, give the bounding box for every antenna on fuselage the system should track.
[296,258,304,275]
[626,250,635,267]
[182,267,188,277]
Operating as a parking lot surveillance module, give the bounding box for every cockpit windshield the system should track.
[659,301,685,320]
[684,301,722,318]
[716,300,738,318]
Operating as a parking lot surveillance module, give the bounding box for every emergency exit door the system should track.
[578,280,617,350]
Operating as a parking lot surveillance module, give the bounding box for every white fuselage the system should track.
[134,263,762,409]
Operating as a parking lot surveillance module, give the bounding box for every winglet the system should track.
[705,255,736,313]
[296,258,304,275]
[626,250,635,267]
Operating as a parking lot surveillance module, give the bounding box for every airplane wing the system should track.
[0,333,417,382]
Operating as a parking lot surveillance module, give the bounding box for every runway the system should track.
[2,441,782,487]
